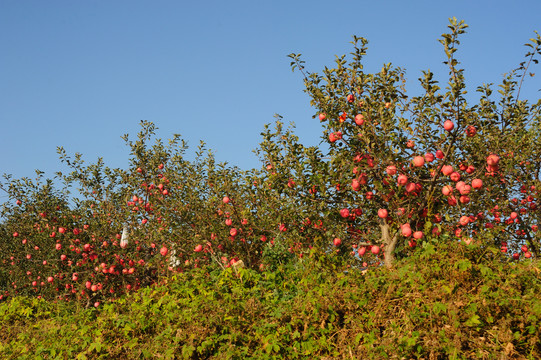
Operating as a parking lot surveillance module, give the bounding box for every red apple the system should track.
[329,133,338,143]
[412,156,425,167]
[378,209,388,219]
[441,165,453,176]
[466,125,477,137]
[472,179,483,189]
[397,174,408,186]
[194,245,203,252]
[319,113,326,121]
[486,154,500,166]
[401,224,412,237]
[386,165,397,176]
[405,182,416,193]
[450,172,461,182]
[442,185,453,196]
[351,179,361,191]
[160,246,168,256]
[424,152,435,163]
[355,114,365,125]
[459,185,471,195]
[444,120,454,131]
[333,238,342,246]
[329,131,343,143]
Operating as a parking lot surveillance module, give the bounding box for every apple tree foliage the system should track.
[0,18,539,305]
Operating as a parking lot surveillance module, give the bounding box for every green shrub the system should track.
[1,242,540,359]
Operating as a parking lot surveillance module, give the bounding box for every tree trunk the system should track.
[380,221,399,269]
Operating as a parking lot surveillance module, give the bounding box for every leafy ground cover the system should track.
[1,241,540,359]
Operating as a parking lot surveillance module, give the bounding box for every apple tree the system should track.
[288,18,540,267]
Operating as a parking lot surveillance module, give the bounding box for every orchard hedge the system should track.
[1,242,540,359]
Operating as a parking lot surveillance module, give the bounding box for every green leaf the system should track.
[465,314,482,327]
[432,302,448,315]
[455,259,472,271]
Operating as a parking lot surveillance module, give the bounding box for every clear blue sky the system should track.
[1,0,540,186]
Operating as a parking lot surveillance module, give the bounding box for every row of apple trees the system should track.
[0,18,539,306]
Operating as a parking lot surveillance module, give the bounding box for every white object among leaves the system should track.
[169,249,182,267]
[120,224,129,249]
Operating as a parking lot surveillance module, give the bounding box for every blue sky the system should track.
[1,0,540,188]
